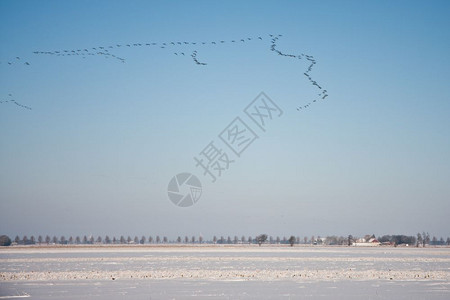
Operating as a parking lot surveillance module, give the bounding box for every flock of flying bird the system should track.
[30,35,267,65]
[0,94,32,110]
[191,50,207,65]
[0,56,31,66]
[269,34,329,111]
[1,34,328,111]
[32,48,125,62]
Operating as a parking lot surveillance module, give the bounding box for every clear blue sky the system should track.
[1,0,449,240]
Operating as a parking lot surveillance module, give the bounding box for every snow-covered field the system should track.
[1,245,449,299]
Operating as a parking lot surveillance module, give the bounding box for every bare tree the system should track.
[134,236,139,244]
[177,236,182,243]
[276,236,280,244]
[241,236,246,243]
[417,233,422,247]
[148,236,153,244]
[234,236,238,244]
[191,236,196,244]
[288,236,296,247]
[156,236,161,243]
[96,236,102,244]
[83,236,88,244]
[248,236,252,244]
[199,236,203,244]
[38,235,43,244]
[256,234,268,246]
[423,232,430,247]
[0,235,12,246]
[348,235,353,246]
[213,236,217,244]
[45,235,51,244]
[184,236,189,243]
[52,236,58,244]
[163,236,168,243]
[304,237,308,244]
[140,236,146,244]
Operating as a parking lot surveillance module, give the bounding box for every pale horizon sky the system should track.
[1,0,449,240]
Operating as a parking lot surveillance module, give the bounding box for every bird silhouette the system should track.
[26,34,326,113]
[268,34,329,112]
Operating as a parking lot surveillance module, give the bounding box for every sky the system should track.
[1,0,449,240]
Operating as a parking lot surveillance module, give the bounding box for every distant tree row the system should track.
[378,235,416,246]
[1,233,449,247]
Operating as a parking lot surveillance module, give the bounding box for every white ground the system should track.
[1,245,449,299]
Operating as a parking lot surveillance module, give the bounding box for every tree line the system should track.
[1,233,449,247]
